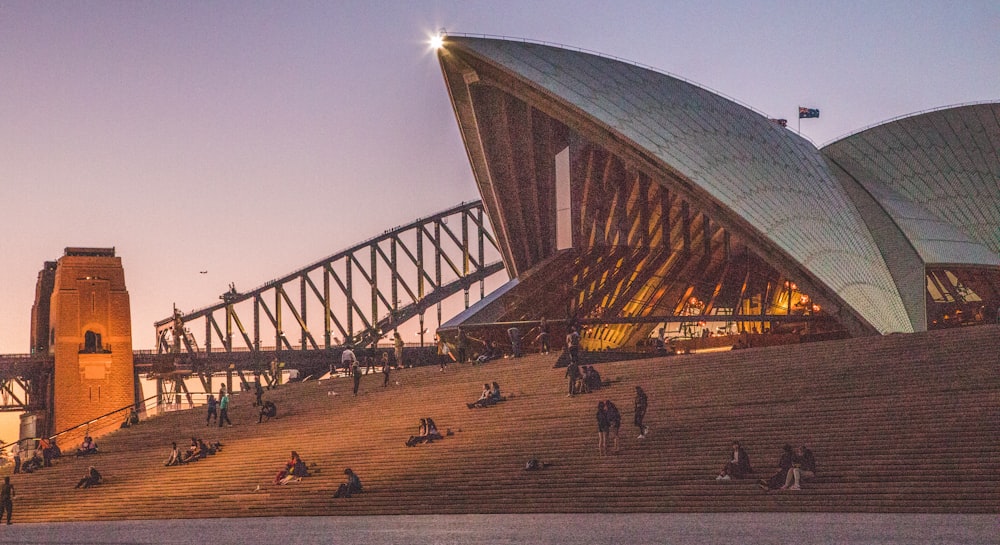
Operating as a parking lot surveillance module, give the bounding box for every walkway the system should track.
[0,514,994,544]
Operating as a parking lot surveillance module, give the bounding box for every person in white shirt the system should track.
[341,345,357,375]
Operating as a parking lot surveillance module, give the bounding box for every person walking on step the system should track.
[596,401,610,456]
[253,379,264,407]
[537,317,551,354]
[605,400,622,454]
[456,328,470,364]
[11,441,20,474]
[218,391,233,427]
[393,331,405,368]
[382,354,392,387]
[352,361,362,396]
[341,344,357,376]
[634,386,649,439]
[566,327,581,365]
[205,393,218,426]
[508,326,522,358]
[0,476,13,525]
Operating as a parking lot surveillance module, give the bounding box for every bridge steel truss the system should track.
[0,355,50,412]
[154,201,507,363]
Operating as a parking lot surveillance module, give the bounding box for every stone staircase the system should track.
[5,325,998,521]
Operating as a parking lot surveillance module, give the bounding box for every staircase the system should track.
[5,325,998,521]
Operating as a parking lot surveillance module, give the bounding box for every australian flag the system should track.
[799,107,820,119]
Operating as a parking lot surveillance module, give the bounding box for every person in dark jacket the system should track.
[634,386,649,439]
[596,401,609,456]
[352,362,362,396]
[0,476,14,525]
[75,466,102,489]
[205,394,218,425]
[759,445,794,490]
[605,400,622,454]
[258,400,277,423]
[333,468,363,498]
[717,441,753,480]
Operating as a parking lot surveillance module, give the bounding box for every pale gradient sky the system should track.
[1,1,998,353]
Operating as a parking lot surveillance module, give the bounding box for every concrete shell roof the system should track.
[443,36,913,334]
[822,103,1000,266]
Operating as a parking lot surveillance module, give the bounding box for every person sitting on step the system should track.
[333,468,363,498]
[780,445,817,490]
[76,436,98,456]
[490,381,503,403]
[181,437,202,463]
[258,400,277,423]
[275,451,310,484]
[425,418,443,442]
[467,384,494,409]
[21,452,44,474]
[586,366,603,392]
[405,417,444,446]
[759,444,794,490]
[406,418,429,446]
[165,442,185,466]
[717,440,752,480]
[74,466,102,489]
[120,408,140,429]
[195,439,215,459]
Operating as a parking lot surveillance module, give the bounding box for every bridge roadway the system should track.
[0,348,353,382]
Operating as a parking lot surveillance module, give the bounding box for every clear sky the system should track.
[0,0,997,354]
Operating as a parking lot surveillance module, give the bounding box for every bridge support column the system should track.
[39,248,135,436]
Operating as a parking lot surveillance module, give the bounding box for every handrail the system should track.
[0,395,159,452]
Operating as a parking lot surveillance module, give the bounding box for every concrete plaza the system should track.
[0,513,994,544]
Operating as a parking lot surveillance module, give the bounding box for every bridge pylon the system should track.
[26,248,135,438]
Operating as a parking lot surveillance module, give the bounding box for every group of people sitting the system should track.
[473,340,503,364]
[405,418,443,447]
[759,444,817,491]
[165,437,224,466]
[578,366,604,394]
[714,441,817,490]
[466,382,504,409]
[274,450,311,485]
[76,436,98,456]
[21,437,62,473]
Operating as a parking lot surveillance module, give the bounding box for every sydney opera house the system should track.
[436,35,1000,350]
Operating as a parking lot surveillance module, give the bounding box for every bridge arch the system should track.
[154,201,506,363]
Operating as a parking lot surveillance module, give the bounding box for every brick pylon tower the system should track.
[44,248,135,434]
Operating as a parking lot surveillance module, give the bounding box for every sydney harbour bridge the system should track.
[0,201,506,440]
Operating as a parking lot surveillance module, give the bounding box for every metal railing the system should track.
[0,394,160,456]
